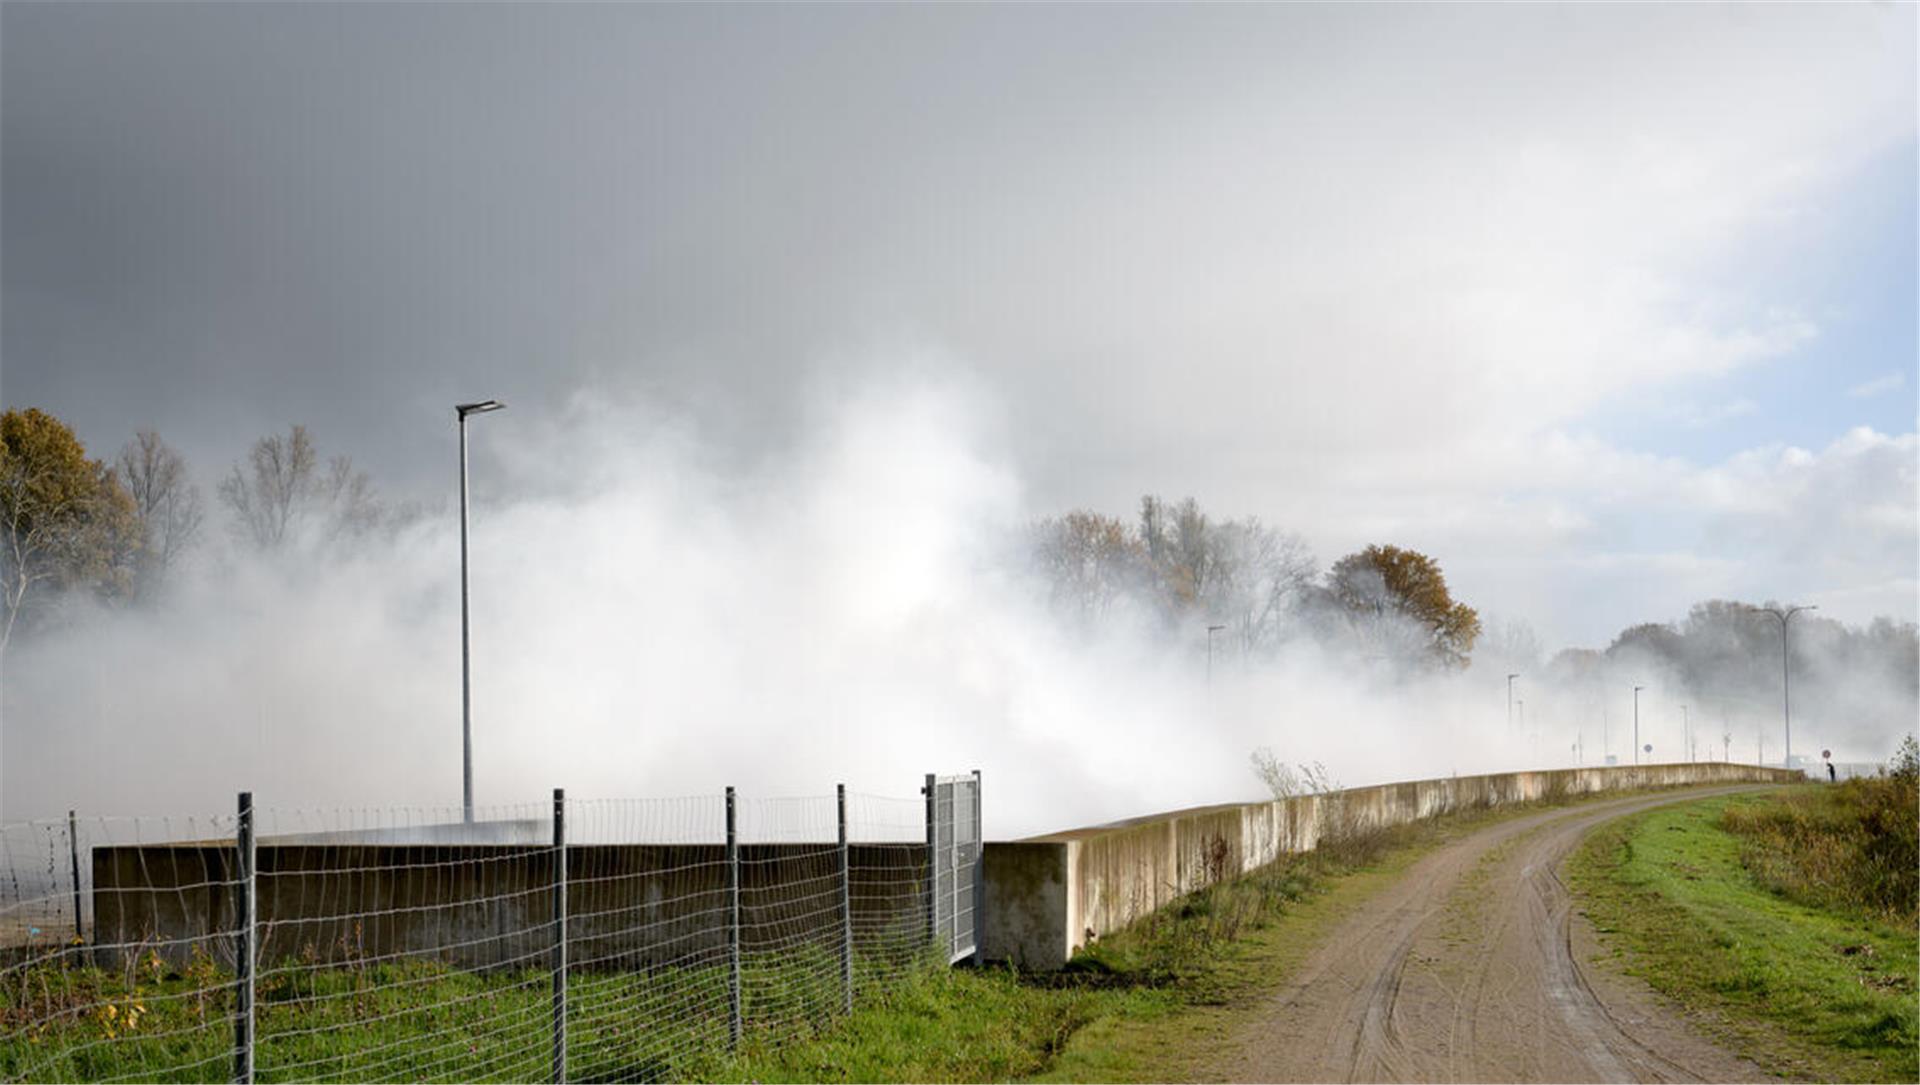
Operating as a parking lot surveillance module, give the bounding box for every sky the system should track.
[3,2,1915,652]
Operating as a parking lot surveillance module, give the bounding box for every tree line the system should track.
[9,403,1914,739]
[1544,600,1918,759]
[1030,496,1483,669]
[0,408,406,653]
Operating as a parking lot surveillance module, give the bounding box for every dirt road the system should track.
[1223,786,1775,1084]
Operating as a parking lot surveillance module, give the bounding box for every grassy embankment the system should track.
[1569,769,1919,1083]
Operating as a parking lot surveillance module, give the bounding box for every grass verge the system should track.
[1568,791,1919,1083]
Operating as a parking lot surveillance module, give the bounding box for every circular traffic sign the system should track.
[1643,744,1653,753]
[1822,749,1832,760]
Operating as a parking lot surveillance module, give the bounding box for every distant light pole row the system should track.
[458,399,506,824]
[1502,598,1817,774]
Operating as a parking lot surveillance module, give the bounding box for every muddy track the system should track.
[1223,786,1776,1084]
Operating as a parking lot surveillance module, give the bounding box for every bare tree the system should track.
[1032,510,1144,629]
[219,425,382,550]
[319,454,382,537]
[114,430,204,595]
[1138,495,1219,619]
[220,425,317,549]
[1205,518,1316,657]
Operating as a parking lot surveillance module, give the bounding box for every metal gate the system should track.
[925,771,982,963]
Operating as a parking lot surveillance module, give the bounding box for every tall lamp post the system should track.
[458,399,506,823]
[1680,704,1690,762]
[1750,604,1816,771]
[1206,624,1226,686]
[1506,673,1519,731]
[1632,685,1644,765]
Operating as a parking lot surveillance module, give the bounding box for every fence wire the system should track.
[0,782,965,1084]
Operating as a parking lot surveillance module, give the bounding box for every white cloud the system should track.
[1847,371,1907,398]
[1212,420,1919,650]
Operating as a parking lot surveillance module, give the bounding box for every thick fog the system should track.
[5,376,1913,837]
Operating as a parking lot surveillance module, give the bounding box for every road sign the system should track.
[1821,749,1831,760]
[1643,744,1652,753]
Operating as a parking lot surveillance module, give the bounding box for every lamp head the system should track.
[456,399,507,418]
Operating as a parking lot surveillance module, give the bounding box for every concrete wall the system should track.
[93,842,929,971]
[980,762,1800,969]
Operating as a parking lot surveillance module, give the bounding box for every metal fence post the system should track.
[233,791,255,1085]
[971,770,983,962]
[950,786,962,959]
[726,786,741,1050]
[551,788,567,1085]
[837,784,852,1015]
[66,810,83,947]
[922,773,936,954]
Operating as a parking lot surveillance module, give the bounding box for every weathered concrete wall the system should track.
[93,843,929,971]
[981,762,1801,968]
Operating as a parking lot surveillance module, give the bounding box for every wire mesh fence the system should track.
[0,775,979,1083]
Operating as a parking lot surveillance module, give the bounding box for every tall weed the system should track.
[1719,766,1918,926]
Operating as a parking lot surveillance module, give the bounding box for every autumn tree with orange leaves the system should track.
[1327,543,1481,667]
[0,408,140,653]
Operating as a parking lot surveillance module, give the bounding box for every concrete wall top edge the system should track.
[1011,762,1800,844]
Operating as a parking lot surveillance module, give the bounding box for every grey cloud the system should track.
[1,2,1913,653]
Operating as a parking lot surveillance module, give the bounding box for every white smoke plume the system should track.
[2,376,1913,837]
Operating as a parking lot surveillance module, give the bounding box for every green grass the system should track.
[1720,772,1918,927]
[718,846,1368,1085]
[1569,791,1919,1083]
[1,943,929,1083]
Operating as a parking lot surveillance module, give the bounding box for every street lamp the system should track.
[1680,704,1690,763]
[1632,686,1644,765]
[1749,604,1817,771]
[1206,624,1227,686]
[1507,673,1519,731]
[457,399,506,823]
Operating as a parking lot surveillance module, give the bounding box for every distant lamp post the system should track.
[1748,604,1817,771]
[457,399,506,824]
[1206,624,1227,686]
[1632,686,1644,765]
[1507,673,1519,731]
[1680,704,1690,762]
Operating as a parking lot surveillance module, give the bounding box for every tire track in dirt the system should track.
[1222,786,1777,1083]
